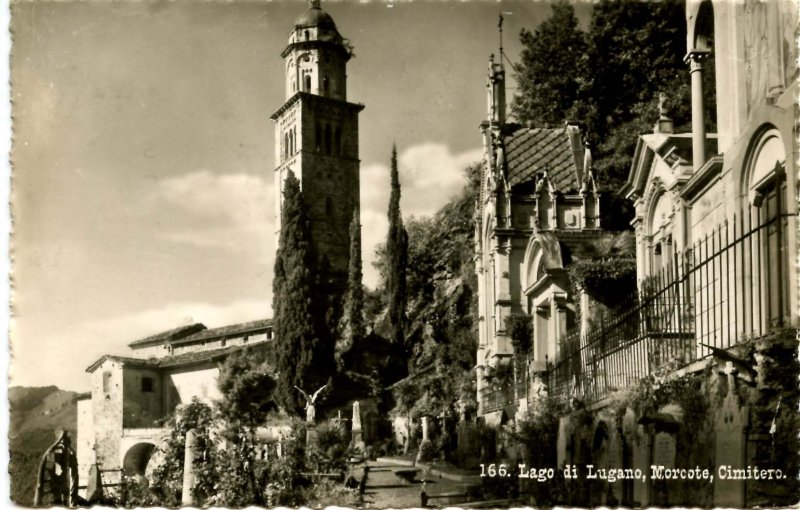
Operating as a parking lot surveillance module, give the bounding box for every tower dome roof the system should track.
[294,1,337,30]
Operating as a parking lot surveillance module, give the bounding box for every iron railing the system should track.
[548,206,794,404]
[481,387,514,413]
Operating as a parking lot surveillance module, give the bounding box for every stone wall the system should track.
[91,360,124,470]
[163,364,221,414]
[122,367,163,428]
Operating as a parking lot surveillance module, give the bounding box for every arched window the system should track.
[744,129,789,333]
[325,196,333,217]
[334,126,341,156]
[304,30,310,41]
[648,192,673,275]
[323,77,329,96]
[283,133,289,161]
[315,122,321,152]
[304,73,311,92]
[288,129,294,156]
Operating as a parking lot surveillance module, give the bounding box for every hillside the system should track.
[8,385,78,506]
[370,163,481,418]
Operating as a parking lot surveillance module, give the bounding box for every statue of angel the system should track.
[294,384,327,424]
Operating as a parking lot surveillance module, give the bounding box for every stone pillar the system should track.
[685,50,710,171]
[181,430,197,507]
[421,416,430,442]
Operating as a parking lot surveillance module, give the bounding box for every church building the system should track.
[74,0,364,498]
[270,0,363,290]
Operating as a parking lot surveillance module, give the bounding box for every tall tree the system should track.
[336,209,366,367]
[386,145,408,350]
[272,171,331,416]
[583,0,692,189]
[511,2,587,127]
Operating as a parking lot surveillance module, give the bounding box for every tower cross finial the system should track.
[310,0,321,9]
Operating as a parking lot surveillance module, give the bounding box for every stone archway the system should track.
[122,442,156,476]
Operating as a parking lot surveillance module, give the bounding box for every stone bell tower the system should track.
[270,0,364,287]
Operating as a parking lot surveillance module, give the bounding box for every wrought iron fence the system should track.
[548,206,794,404]
[480,387,514,414]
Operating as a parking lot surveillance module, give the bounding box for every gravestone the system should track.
[351,401,365,453]
[607,429,624,503]
[557,417,569,468]
[652,432,676,469]
[631,425,651,507]
[714,363,748,507]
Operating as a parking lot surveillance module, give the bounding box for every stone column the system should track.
[421,416,430,442]
[685,50,710,171]
[181,430,197,507]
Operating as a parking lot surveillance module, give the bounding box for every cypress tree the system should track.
[386,145,408,349]
[273,171,330,416]
[337,208,366,367]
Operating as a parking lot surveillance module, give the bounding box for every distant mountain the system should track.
[8,385,78,506]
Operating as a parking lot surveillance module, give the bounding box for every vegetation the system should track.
[217,347,276,427]
[505,314,533,356]
[511,0,708,225]
[513,2,586,128]
[386,145,409,352]
[272,171,333,416]
[337,209,366,369]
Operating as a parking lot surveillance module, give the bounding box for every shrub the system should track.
[416,440,438,462]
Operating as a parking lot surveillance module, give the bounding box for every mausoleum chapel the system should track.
[70,0,797,507]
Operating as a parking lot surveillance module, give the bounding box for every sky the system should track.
[9,0,592,392]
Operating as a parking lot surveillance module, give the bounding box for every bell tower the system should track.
[271,0,364,287]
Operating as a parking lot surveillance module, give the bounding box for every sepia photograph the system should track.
[7,0,799,507]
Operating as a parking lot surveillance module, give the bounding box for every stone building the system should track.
[270,0,363,292]
[76,320,273,495]
[474,0,798,506]
[474,54,606,422]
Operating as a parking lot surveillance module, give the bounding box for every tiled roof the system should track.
[86,341,272,373]
[86,355,159,374]
[128,323,207,348]
[505,127,584,191]
[157,341,271,368]
[172,319,273,345]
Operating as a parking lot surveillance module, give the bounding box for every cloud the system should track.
[9,298,271,392]
[145,170,274,254]
[360,143,481,288]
